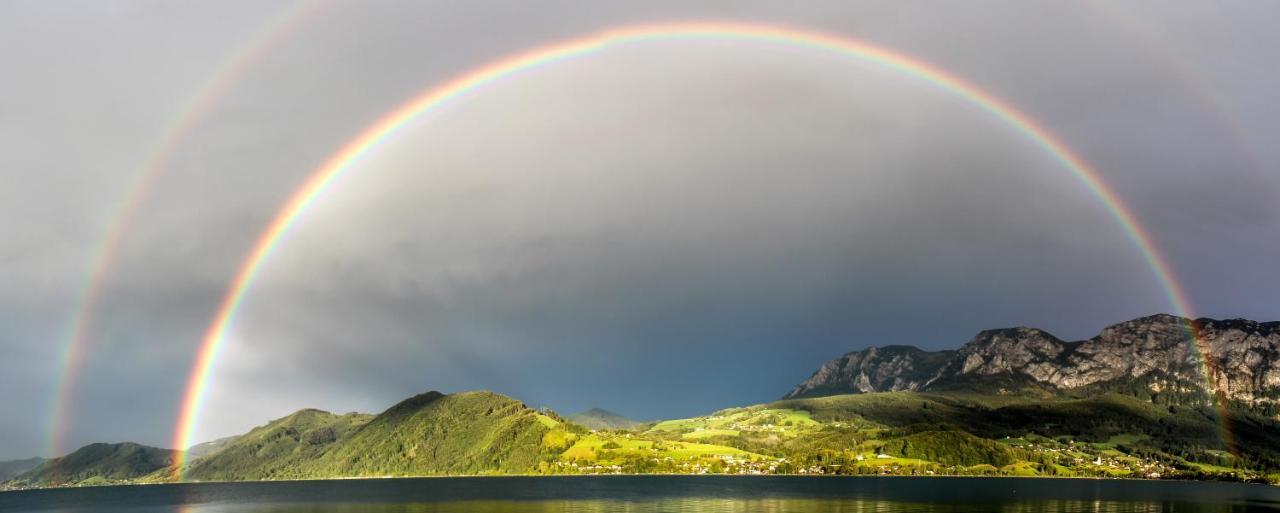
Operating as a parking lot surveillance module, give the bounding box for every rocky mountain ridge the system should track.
[786,314,1280,411]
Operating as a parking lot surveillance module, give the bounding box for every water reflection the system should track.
[188,498,1254,513]
[5,477,1275,513]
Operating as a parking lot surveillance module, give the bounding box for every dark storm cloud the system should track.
[0,1,1276,458]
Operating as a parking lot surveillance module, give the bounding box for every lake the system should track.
[1,476,1277,512]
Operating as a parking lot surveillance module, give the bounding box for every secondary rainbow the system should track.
[44,0,330,459]
[171,22,1218,477]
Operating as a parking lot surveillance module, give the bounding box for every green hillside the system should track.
[11,443,175,487]
[7,389,1277,488]
[180,390,767,481]
[766,392,1279,479]
[183,409,373,481]
[882,430,1021,467]
[300,391,560,477]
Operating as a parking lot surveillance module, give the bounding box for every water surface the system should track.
[2,476,1277,512]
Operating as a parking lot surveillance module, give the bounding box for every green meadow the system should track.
[6,389,1277,489]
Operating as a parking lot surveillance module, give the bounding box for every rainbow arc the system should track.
[169,22,1220,478]
[45,0,329,459]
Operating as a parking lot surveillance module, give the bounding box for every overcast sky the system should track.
[1,1,1277,460]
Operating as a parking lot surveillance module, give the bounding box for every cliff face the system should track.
[785,345,954,398]
[785,314,1280,410]
[1197,318,1280,404]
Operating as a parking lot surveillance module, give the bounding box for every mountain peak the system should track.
[785,314,1280,409]
[784,344,955,399]
[381,391,447,417]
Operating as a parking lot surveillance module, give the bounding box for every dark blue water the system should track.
[1,476,1277,512]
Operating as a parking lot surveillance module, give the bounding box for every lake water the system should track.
[1,476,1277,512]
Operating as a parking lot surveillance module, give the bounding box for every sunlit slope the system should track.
[183,408,372,481]
[770,392,1280,474]
[178,390,768,480]
[11,389,1279,488]
[630,391,1278,479]
[302,391,561,476]
[333,391,1280,479]
[635,399,1032,473]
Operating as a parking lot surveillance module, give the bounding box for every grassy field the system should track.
[648,406,820,438]
[583,391,1278,482]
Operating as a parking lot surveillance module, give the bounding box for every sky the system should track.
[0,0,1277,460]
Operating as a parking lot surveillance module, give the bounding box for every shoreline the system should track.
[4,471,1275,494]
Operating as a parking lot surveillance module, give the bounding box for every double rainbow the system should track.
[170,22,1215,477]
[44,0,329,459]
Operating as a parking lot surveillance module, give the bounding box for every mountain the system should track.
[0,458,43,481]
[8,314,1280,488]
[567,408,645,431]
[186,435,240,461]
[785,315,1280,412]
[300,390,560,476]
[9,384,1280,487]
[786,345,954,398]
[9,443,175,487]
[185,391,566,481]
[183,409,373,481]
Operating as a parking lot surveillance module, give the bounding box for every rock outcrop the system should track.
[786,345,954,398]
[785,314,1280,411]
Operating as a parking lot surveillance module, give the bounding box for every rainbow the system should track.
[44,0,330,459]
[171,21,1221,477]
[1081,1,1239,455]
